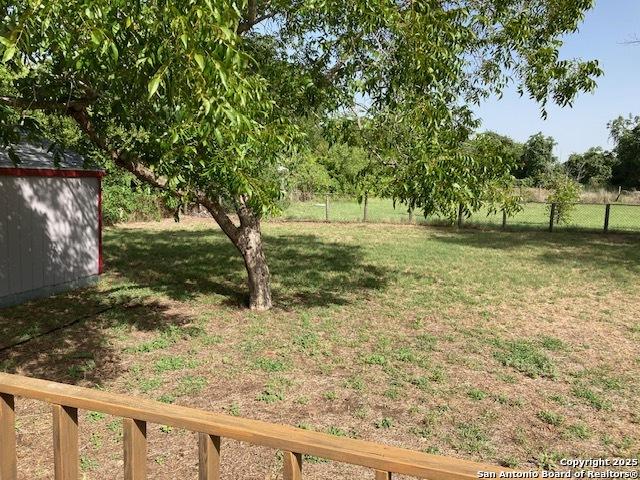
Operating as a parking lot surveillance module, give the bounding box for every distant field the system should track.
[280,197,640,232]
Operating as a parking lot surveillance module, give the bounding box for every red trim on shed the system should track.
[0,167,105,178]
[98,177,104,275]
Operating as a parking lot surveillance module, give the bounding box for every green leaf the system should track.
[194,53,205,71]
[147,75,162,98]
[2,46,15,62]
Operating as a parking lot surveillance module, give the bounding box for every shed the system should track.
[0,142,104,307]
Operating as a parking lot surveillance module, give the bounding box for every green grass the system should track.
[493,340,557,379]
[281,197,640,232]
[2,218,639,475]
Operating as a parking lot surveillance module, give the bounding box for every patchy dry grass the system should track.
[1,218,640,478]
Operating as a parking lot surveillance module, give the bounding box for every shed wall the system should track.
[0,175,99,305]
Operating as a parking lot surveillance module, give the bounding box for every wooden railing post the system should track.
[124,418,147,480]
[52,405,78,480]
[283,451,302,480]
[375,471,392,480]
[198,433,221,480]
[0,393,17,480]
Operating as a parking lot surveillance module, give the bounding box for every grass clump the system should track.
[537,410,564,427]
[467,388,488,401]
[493,339,556,378]
[175,376,207,396]
[255,357,287,372]
[154,355,197,373]
[572,386,612,411]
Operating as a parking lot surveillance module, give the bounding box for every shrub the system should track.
[102,173,172,225]
[544,173,582,225]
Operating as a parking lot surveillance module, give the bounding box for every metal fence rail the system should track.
[277,195,640,234]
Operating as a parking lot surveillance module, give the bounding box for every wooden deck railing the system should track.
[0,373,504,479]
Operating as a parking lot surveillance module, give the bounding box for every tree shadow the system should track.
[102,227,394,308]
[0,224,394,384]
[0,287,199,385]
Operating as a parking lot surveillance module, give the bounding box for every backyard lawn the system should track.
[1,218,639,478]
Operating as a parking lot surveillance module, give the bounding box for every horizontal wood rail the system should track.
[0,373,504,479]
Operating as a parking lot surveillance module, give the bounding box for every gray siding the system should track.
[0,176,99,305]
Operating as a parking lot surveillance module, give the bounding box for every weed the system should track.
[89,432,102,450]
[536,451,562,470]
[457,422,490,455]
[362,353,387,366]
[257,377,291,404]
[326,426,349,437]
[467,388,488,401]
[374,417,393,429]
[493,339,556,378]
[86,411,106,422]
[395,347,417,363]
[537,411,564,427]
[384,387,401,400]
[228,403,241,416]
[572,386,612,411]
[344,376,365,391]
[255,357,287,372]
[501,457,520,468]
[323,390,337,401]
[80,455,99,471]
[175,376,207,396]
[138,377,163,393]
[416,334,437,351]
[539,336,567,351]
[154,355,198,373]
[564,423,591,440]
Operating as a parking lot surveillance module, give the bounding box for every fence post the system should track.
[283,452,302,480]
[549,203,556,232]
[604,203,611,233]
[325,194,329,222]
[199,433,221,480]
[363,192,369,222]
[52,405,79,480]
[502,210,507,230]
[457,204,464,229]
[124,418,147,480]
[0,393,17,480]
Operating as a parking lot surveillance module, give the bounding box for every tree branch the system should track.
[67,109,242,242]
[0,95,95,113]
[237,0,275,35]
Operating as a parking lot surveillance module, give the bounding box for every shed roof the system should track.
[0,141,103,173]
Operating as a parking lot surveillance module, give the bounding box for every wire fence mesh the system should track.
[275,194,640,234]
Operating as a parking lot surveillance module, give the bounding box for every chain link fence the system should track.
[276,194,640,234]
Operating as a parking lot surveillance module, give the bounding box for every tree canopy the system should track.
[565,147,616,187]
[0,0,603,309]
[609,115,640,189]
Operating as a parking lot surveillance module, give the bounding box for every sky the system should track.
[474,0,640,161]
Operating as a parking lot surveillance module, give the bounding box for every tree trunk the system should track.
[39,105,274,311]
[236,221,272,311]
